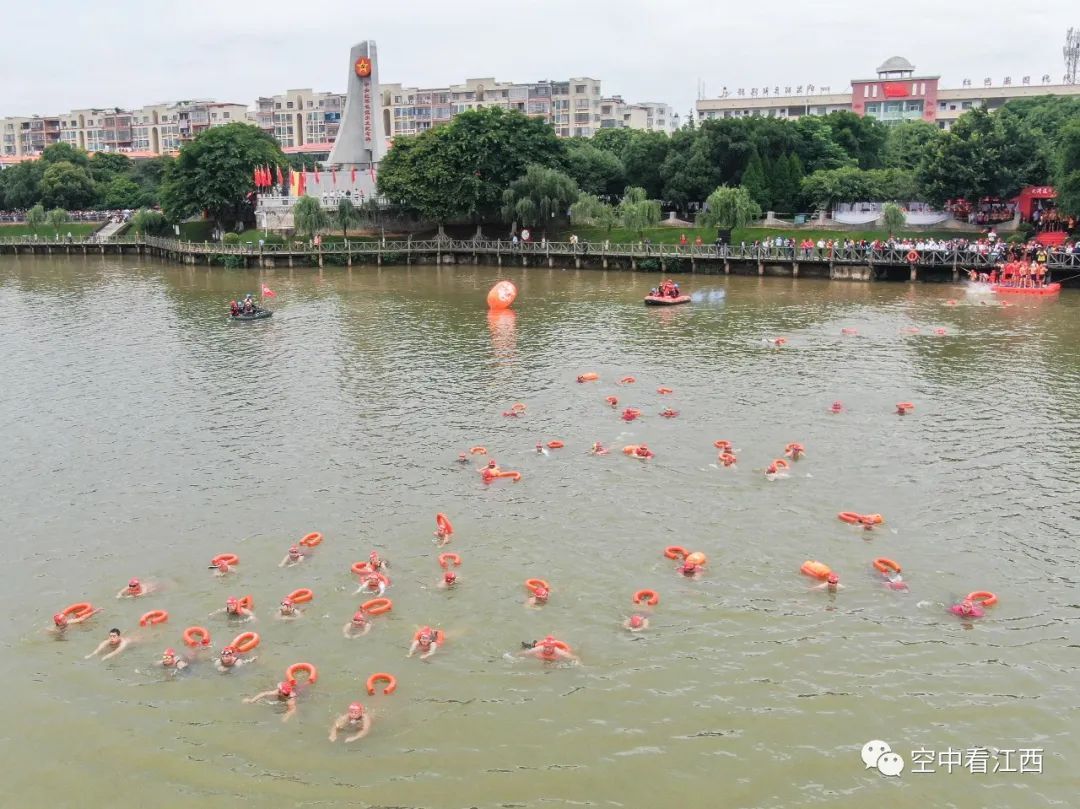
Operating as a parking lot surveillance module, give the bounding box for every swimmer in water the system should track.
[678,561,703,579]
[277,597,303,620]
[830,401,844,413]
[624,615,649,633]
[329,702,372,743]
[355,573,387,596]
[244,681,297,722]
[85,628,131,660]
[810,573,844,593]
[342,610,372,638]
[158,647,188,671]
[215,645,257,672]
[50,607,102,635]
[456,452,469,464]
[525,585,550,608]
[407,626,441,660]
[368,551,388,571]
[209,597,255,622]
[343,610,372,638]
[438,571,458,589]
[882,572,909,591]
[434,527,452,547]
[590,442,609,456]
[535,442,547,455]
[634,445,654,459]
[278,545,305,568]
[950,599,984,619]
[520,636,579,664]
[116,578,152,598]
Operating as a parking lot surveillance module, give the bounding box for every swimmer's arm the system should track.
[406,641,419,658]
[345,715,371,742]
[208,608,226,617]
[100,639,130,660]
[277,556,290,568]
[281,697,296,722]
[244,690,276,704]
[420,642,438,660]
[116,589,129,599]
[69,608,102,624]
[342,623,352,638]
[241,609,257,622]
[329,716,345,741]
[85,640,109,659]
[555,648,579,662]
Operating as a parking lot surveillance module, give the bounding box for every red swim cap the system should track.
[289,546,299,554]
[226,597,238,606]
[352,611,366,623]
[53,613,66,625]
[681,562,697,573]
[128,578,140,588]
[348,702,363,714]
[281,598,294,607]
[629,615,644,628]
[827,573,839,584]
[278,681,294,695]
[163,648,176,657]
[487,460,497,468]
[534,587,548,599]
[222,646,236,655]
[444,572,457,583]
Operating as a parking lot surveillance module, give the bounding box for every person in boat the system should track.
[242,294,256,314]
[230,300,240,317]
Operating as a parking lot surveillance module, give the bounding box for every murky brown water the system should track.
[1,256,1077,808]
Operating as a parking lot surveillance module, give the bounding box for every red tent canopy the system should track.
[1012,185,1057,219]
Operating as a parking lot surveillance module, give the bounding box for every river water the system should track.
[0,256,1077,809]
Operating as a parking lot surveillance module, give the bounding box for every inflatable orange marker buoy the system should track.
[577,372,599,383]
[138,610,168,627]
[620,376,636,384]
[230,631,260,653]
[896,402,915,415]
[183,626,211,647]
[800,560,831,579]
[286,588,314,604]
[685,552,707,566]
[841,328,858,335]
[633,589,659,606]
[965,591,997,607]
[286,662,318,685]
[605,396,618,407]
[438,552,461,569]
[657,387,673,395]
[546,440,565,449]
[362,598,392,615]
[487,280,517,310]
[664,546,689,560]
[299,532,323,547]
[435,513,454,537]
[366,672,397,696]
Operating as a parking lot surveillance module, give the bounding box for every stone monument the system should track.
[327,40,384,168]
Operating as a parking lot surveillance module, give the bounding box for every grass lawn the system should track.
[0,223,100,240]
[562,225,986,245]
[176,220,215,242]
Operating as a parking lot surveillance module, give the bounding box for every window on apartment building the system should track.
[286,102,293,109]
[865,103,880,115]
[575,85,585,93]
[871,85,878,98]
[920,83,926,94]
[912,83,918,95]
[863,86,869,98]
[949,104,957,110]
[223,112,230,119]
[601,105,611,114]
[275,103,281,109]
[961,101,972,109]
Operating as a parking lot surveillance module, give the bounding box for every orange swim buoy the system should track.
[183,626,211,647]
[841,328,858,335]
[438,552,462,569]
[61,602,94,619]
[622,445,640,455]
[138,610,168,627]
[525,578,550,595]
[576,372,599,383]
[657,386,673,394]
[684,552,708,566]
[436,513,454,536]
[533,636,571,660]
[621,407,642,421]
[772,459,789,470]
[487,280,517,310]
[469,446,488,455]
[859,514,884,526]
[800,560,832,579]
[286,662,318,685]
[361,597,392,615]
[906,250,919,263]
[286,588,313,604]
[510,402,527,413]
[784,442,805,458]
[896,402,915,414]
[664,546,690,560]
[837,512,862,524]
[211,553,238,568]
[299,532,323,548]
[719,452,737,467]
[351,560,373,576]
[965,591,997,607]
[493,470,521,482]
[632,589,659,606]
[605,396,619,407]
[366,672,397,696]
[547,440,565,449]
[713,440,732,450]
[230,631,260,653]
[238,595,254,611]
[873,558,901,574]
[620,376,636,384]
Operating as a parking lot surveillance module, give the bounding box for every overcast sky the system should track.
[2,0,1076,119]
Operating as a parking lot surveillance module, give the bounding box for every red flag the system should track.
[313,167,320,185]
[351,167,357,184]
[262,165,270,186]
[298,172,306,196]
[253,166,261,186]
[261,285,277,298]
[276,165,284,186]
[331,169,337,186]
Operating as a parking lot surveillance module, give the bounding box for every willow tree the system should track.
[698,186,762,231]
[881,202,906,233]
[292,195,329,240]
[617,186,661,237]
[335,197,362,238]
[569,192,617,231]
[500,164,579,231]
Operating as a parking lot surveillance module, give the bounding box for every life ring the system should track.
[492,470,521,482]
[546,440,565,449]
[525,578,550,595]
[713,440,732,450]
[183,626,211,647]
[469,446,488,455]
[299,532,323,548]
[841,328,858,335]
[414,628,445,644]
[238,595,254,610]
[664,546,690,560]
[230,631,260,653]
[138,610,168,627]
[784,442,805,458]
[576,372,599,383]
[286,588,313,604]
[800,560,831,579]
[896,402,915,413]
[438,552,462,569]
[211,553,238,567]
[873,558,901,574]
[362,572,391,589]
[620,376,636,384]
[772,459,789,470]
[859,514,884,526]
[366,672,397,695]
[61,602,94,619]
[510,402,527,412]
[622,445,640,455]
[719,452,737,466]
[605,396,618,407]
[965,590,997,607]
[657,387,673,394]
[633,589,659,606]
[361,597,393,615]
[436,513,454,536]
[533,636,570,660]
[906,250,919,263]
[838,512,862,524]
[684,552,708,566]
[351,560,373,576]
[286,662,318,685]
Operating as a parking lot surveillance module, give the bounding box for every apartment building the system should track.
[696,56,1080,130]
[599,98,678,133]
[254,89,345,149]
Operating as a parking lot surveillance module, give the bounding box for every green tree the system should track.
[569,192,617,230]
[500,165,579,229]
[26,203,47,227]
[335,197,362,238]
[1056,120,1080,217]
[621,130,671,199]
[698,186,762,230]
[565,140,625,197]
[377,107,565,223]
[160,123,285,230]
[793,116,854,173]
[0,160,44,208]
[767,152,799,213]
[40,161,99,209]
[46,208,69,230]
[801,167,872,211]
[130,155,174,206]
[130,208,168,235]
[89,152,132,184]
[823,111,886,169]
[292,195,329,239]
[883,120,944,170]
[102,176,143,208]
[660,129,716,212]
[40,142,90,167]
[741,150,770,209]
[787,153,805,208]
[617,186,661,236]
[881,202,905,233]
